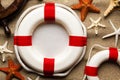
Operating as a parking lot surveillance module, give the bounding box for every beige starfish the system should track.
[87,17,106,35]
[0,41,13,62]
[102,20,120,47]
[27,76,40,80]
[104,0,120,17]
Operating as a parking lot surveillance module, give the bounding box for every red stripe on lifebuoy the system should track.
[109,48,118,62]
[69,36,87,47]
[85,66,98,76]
[14,36,32,46]
[44,3,55,22]
[44,58,54,76]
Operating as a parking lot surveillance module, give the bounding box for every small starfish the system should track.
[27,76,40,80]
[71,0,100,21]
[0,57,25,80]
[104,0,120,17]
[0,41,13,62]
[87,17,106,35]
[102,20,120,47]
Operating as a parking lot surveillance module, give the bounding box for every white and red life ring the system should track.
[14,3,87,76]
[85,48,120,80]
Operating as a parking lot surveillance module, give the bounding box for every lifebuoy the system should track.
[85,48,120,80]
[14,3,87,76]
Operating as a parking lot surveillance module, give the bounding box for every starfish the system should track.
[71,0,100,21]
[0,41,13,62]
[104,0,120,17]
[27,76,40,80]
[102,20,120,47]
[0,57,25,80]
[87,17,106,35]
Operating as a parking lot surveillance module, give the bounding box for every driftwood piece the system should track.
[0,0,28,37]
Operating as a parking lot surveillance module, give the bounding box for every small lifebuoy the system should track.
[85,48,120,80]
[14,3,87,76]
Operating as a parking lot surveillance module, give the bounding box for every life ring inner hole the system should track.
[98,61,120,80]
[32,22,69,58]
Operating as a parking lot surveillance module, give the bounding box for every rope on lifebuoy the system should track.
[83,44,120,80]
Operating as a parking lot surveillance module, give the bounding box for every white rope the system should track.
[82,44,108,80]
[87,44,108,63]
